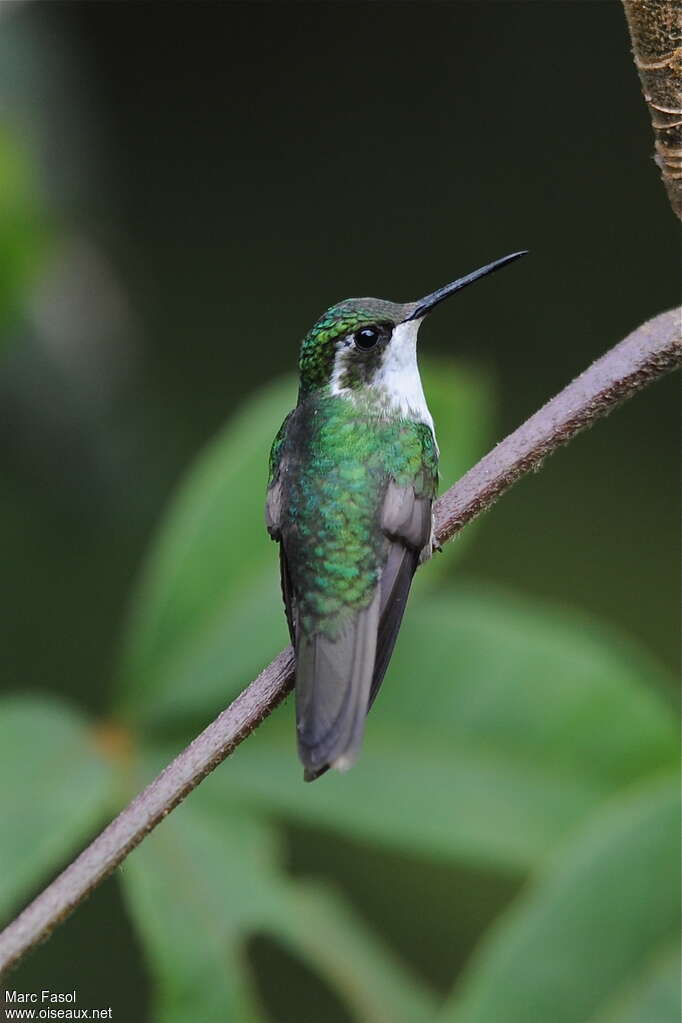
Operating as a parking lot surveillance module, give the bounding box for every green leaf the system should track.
[421,359,493,500]
[116,376,296,724]
[0,124,50,342]
[0,696,116,924]
[411,360,494,592]
[438,775,679,1023]
[121,757,436,1023]
[115,361,492,727]
[378,584,677,788]
[589,942,681,1023]
[217,584,677,871]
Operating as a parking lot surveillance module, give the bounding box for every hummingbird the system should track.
[266,251,526,781]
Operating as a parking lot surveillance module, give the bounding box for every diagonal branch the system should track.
[0,307,680,979]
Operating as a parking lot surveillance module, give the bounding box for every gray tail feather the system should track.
[296,588,380,782]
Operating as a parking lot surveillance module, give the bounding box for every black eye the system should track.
[354,327,380,350]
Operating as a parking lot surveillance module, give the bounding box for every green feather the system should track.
[280,395,437,637]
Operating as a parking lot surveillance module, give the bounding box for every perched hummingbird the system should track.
[266,251,526,781]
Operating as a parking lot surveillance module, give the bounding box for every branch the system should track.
[622,0,682,220]
[1,307,680,978]
[436,307,681,537]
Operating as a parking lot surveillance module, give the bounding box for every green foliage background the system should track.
[0,3,679,1021]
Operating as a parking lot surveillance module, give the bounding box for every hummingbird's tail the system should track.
[295,588,381,782]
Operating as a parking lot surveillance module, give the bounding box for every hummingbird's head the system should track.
[297,251,527,400]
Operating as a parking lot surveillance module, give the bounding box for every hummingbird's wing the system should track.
[370,481,434,707]
[295,481,433,782]
[266,412,297,642]
[265,410,293,542]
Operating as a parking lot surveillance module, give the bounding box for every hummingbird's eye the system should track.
[353,327,380,350]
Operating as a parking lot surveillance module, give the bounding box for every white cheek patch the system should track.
[329,337,354,397]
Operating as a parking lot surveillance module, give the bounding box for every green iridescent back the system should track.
[276,395,438,637]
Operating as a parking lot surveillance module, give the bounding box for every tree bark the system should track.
[622,0,682,220]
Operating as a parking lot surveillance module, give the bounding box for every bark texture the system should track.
[622,1,682,219]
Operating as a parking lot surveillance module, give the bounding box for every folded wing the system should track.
[293,478,433,781]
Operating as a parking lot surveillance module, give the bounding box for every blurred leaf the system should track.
[438,775,679,1023]
[411,360,494,594]
[123,563,287,732]
[116,376,296,724]
[0,122,50,341]
[421,359,493,499]
[216,584,676,871]
[115,361,493,727]
[267,883,436,1023]
[121,761,435,1023]
[589,942,680,1023]
[0,696,116,924]
[379,584,677,787]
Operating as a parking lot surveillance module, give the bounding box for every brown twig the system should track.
[622,0,682,220]
[0,307,680,979]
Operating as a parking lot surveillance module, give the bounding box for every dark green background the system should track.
[1,1,678,1019]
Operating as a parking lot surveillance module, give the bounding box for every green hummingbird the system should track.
[266,251,526,781]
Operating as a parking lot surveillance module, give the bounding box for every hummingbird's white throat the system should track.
[330,319,436,435]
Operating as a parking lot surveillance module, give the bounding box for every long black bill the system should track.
[406,250,528,321]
